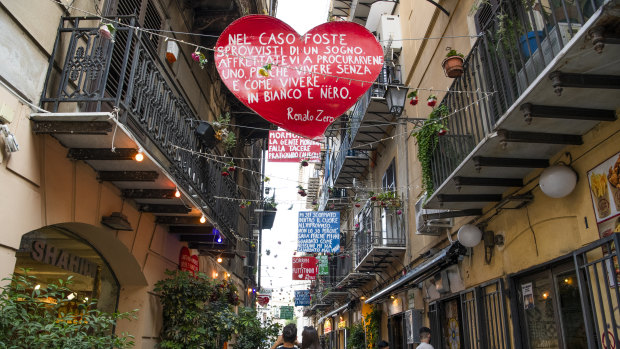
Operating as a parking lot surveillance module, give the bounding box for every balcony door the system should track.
[514,261,588,349]
[381,159,402,245]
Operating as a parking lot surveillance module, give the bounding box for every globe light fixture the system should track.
[539,165,578,198]
[457,224,483,247]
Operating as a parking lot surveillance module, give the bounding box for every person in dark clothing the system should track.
[378,340,389,348]
[301,326,321,349]
[271,324,299,349]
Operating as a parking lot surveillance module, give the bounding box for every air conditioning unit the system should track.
[376,15,402,53]
[415,193,453,236]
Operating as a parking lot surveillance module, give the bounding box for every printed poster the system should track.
[297,211,340,252]
[268,130,321,162]
[522,282,534,310]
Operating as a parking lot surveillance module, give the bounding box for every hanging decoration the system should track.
[191,50,208,69]
[98,23,116,42]
[292,256,318,280]
[408,90,418,105]
[166,41,179,63]
[214,15,384,140]
[268,130,320,162]
[427,94,437,107]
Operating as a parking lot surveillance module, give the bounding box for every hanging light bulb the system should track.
[217,257,223,263]
[200,215,206,224]
[134,149,144,162]
[174,188,181,198]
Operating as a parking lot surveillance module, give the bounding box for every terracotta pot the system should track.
[442,56,464,78]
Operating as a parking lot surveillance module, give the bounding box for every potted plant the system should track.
[262,197,278,229]
[0,270,136,348]
[442,49,465,78]
[297,185,307,197]
[300,158,309,167]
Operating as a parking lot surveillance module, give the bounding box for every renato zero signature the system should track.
[287,107,334,123]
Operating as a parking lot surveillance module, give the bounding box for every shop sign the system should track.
[337,320,346,329]
[292,256,318,280]
[318,255,329,276]
[214,15,384,140]
[259,288,273,295]
[298,211,340,252]
[268,130,321,162]
[280,306,294,319]
[324,319,332,334]
[30,240,98,278]
[179,247,199,275]
[294,290,311,306]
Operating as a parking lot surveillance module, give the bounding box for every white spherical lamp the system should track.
[458,224,482,247]
[539,165,577,198]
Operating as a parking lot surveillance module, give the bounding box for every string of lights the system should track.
[48,0,495,95]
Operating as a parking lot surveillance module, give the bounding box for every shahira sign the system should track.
[215,15,384,140]
[30,240,98,278]
[179,247,199,275]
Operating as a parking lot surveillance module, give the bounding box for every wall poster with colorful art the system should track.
[587,151,620,286]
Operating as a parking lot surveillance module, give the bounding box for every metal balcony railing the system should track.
[40,16,241,235]
[354,199,406,266]
[430,0,605,191]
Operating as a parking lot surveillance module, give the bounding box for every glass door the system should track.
[515,262,587,349]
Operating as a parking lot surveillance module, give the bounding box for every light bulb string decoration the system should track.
[47,0,494,96]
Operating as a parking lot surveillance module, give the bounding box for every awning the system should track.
[318,302,350,324]
[365,242,466,304]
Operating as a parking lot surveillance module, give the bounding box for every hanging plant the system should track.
[427,94,437,107]
[98,23,117,42]
[212,113,237,152]
[300,158,309,167]
[412,104,449,195]
[191,50,208,69]
[226,160,236,172]
[442,49,465,78]
[239,200,251,209]
[297,185,307,197]
[258,63,272,77]
[263,176,271,183]
[221,167,230,177]
[408,90,418,105]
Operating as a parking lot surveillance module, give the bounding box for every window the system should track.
[381,159,402,245]
[460,279,510,349]
[14,227,120,314]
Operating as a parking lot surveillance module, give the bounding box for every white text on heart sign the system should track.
[215,32,383,105]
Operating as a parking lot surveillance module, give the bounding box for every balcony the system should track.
[424,0,619,210]
[35,16,254,250]
[354,199,406,273]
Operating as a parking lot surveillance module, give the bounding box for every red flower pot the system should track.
[409,96,418,105]
[221,171,230,177]
[442,56,465,78]
[438,128,447,136]
[228,166,236,172]
[427,98,437,107]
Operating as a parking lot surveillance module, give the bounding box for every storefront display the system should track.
[14,227,119,314]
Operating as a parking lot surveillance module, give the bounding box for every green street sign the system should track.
[318,255,329,276]
[280,306,294,319]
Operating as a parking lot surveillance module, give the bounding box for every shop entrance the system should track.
[388,312,406,349]
[429,296,465,349]
[514,261,587,349]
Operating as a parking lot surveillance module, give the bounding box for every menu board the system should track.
[587,151,620,238]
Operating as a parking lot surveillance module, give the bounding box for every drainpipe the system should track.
[402,119,412,263]
[258,139,267,291]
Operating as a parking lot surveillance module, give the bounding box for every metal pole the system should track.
[258,139,267,292]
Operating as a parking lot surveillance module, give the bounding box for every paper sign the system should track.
[295,290,311,306]
[280,306,294,319]
[179,247,199,275]
[292,256,318,280]
[587,152,620,238]
[298,211,340,252]
[522,282,534,309]
[257,294,270,306]
[214,15,384,140]
[318,255,329,276]
[268,130,321,162]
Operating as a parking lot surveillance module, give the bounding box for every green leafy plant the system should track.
[0,270,136,349]
[375,191,401,209]
[446,49,464,58]
[413,104,449,195]
[154,269,240,349]
[212,113,237,152]
[234,307,281,349]
[264,196,278,210]
[364,306,381,349]
[347,323,366,349]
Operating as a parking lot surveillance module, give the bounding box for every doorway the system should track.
[514,261,587,349]
[429,296,465,349]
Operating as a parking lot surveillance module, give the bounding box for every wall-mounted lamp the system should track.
[101,212,133,231]
[385,85,409,117]
[539,165,578,198]
[483,230,505,264]
[457,224,482,247]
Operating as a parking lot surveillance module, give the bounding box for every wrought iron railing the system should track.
[40,16,241,235]
[430,0,604,191]
[354,199,405,266]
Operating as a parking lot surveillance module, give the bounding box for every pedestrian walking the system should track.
[271,324,299,349]
[378,340,389,348]
[416,327,434,349]
[300,326,321,349]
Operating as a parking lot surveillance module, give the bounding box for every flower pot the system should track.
[262,209,277,229]
[409,96,418,105]
[442,56,464,78]
[519,31,545,59]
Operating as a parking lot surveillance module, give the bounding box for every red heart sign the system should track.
[215,15,384,140]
